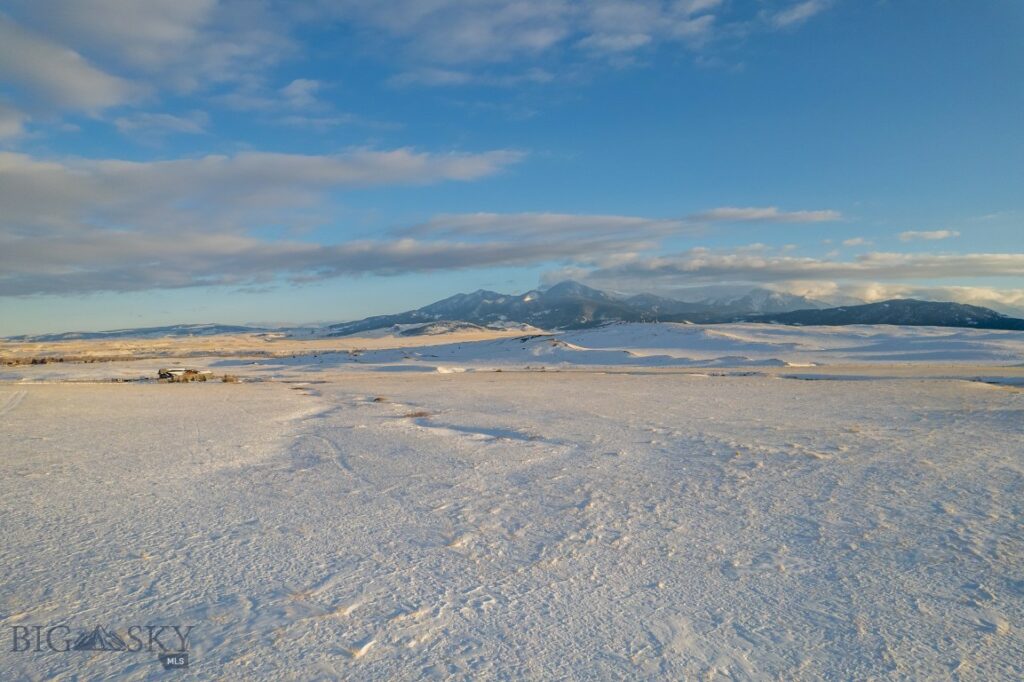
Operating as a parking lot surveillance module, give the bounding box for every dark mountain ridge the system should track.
[324,282,1024,335]
[745,299,1024,330]
[9,284,1022,341]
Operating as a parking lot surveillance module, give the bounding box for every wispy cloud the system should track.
[689,206,842,223]
[113,111,210,137]
[769,0,831,29]
[402,212,688,240]
[387,67,554,89]
[280,78,322,108]
[404,207,843,240]
[899,230,961,242]
[318,0,824,78]
[0,0,836,138]
[0,102,27,139]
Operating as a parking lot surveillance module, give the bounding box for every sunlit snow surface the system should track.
[1,324,1022,679]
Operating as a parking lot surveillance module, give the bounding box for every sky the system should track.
[0,0,1022,335]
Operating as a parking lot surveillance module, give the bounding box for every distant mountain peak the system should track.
[542,280,611,300]
[700,287,828,314]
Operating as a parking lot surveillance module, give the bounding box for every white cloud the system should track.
[404,207,842,239]
[113,111,210,136]
[322,0,572,64]
[388,67,554,88]
[388,68,475,88]
[403,212,687,240]
[7,0,217,73]
[0,148,522,234]
[577,32,653,53]
[0,0,836,140]
[842,237,871,247]
[0,148,528,294]
[770,1,830,29]
[0,14,139,111]
[821,283,1024,316]
[276,114,362,131]
[689,206,842,223]
[897,286,1024,316]
[0,231,640,295]
[0,102,27,139]
[575,0,719,52]
[899,230,961,242]
[573,248,1024,287]
[280,79,322,108]
[319,0,817,74]
[6,0,291,93]
[213,75,372,130]
[2,173,1021,305]
[0,2,294,135]
[551,246,1024,315]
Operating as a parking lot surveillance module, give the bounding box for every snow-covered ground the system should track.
[1,324,1022,679]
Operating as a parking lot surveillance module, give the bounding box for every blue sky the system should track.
[1,0,1022,334]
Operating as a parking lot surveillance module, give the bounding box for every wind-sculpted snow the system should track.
[5,324,1022,383]
[1,325,1023,679]
[201,332,794,378]
[559,322,1024,363]
[196,324,1024,379]
[1,371,1022,679]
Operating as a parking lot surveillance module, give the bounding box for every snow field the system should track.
[1,368,1021,679]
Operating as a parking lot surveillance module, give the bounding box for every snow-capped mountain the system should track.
[323,281,663,336]
[699,289,830,314]
[324,282,827,336]
[324,282,1024,335]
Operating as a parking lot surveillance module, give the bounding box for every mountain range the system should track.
[7,283,1024,342]
[745,299,1024,330]
[322,281,827,336]
[323,281,1024,335]
[4,323,268,343]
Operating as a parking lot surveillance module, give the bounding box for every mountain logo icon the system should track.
[72,626,128,651]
